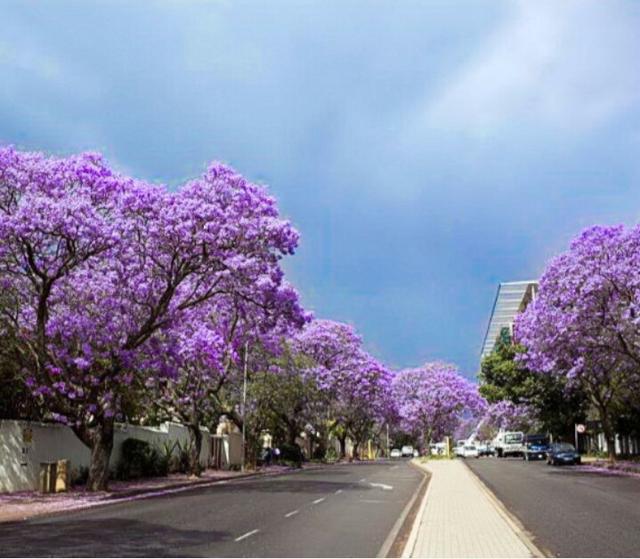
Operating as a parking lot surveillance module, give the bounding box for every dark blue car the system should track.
[523,434,549,461]
[546,442,581,466]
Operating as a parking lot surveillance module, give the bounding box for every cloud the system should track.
[419,0,640,137]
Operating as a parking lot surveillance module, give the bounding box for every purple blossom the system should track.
[393,362,486,444]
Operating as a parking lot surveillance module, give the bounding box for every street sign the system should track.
[576,424,586,434]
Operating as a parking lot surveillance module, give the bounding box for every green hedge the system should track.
[116,438,169,480]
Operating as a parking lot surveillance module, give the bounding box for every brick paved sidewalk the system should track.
[404,459,540,558]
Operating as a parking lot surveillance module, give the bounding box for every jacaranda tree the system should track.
[393,362,486,449]
[294,320,394,459]
[0,146,299,489]
[146,277,308,476]
[515,225,640,460]
[477,401,537,439]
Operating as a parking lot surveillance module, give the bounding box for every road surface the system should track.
[466,457,640,557]
[0,460,424,557]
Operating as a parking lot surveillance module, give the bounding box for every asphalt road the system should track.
[0,460,424,557]
[466,457,640,558]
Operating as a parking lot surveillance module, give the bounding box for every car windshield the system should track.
[505,434,522,443]
[555,443,575,451]
[464,446,476,450]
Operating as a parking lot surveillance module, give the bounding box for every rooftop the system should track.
[480,280,538,361]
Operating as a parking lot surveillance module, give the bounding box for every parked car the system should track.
[413,449,420,458]
[454,442,465,457]
[477,442,495,457]
[401,445,414,457]
[390,448,402,459]
[546,443,581,465]
[461,445,479,459]
[523,434,549,461]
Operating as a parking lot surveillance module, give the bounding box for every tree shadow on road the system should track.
[545,466,640,484]
[207,478,371,495]
[0,517,230,557]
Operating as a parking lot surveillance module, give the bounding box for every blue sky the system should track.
[2,1,640,377]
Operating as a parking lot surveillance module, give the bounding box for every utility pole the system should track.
[241,341,248,472]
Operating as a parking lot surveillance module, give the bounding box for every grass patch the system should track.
[418,454,452,462]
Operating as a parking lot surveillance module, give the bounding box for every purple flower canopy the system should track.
[392,362,486,443]
[1,145,492,472]
[480,401,536,433]
[293,319,397,425]
[515,224,640,388]
[0,146,305,427]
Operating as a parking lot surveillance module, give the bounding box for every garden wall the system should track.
[0,419,220,493]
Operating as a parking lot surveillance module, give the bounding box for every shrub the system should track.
[172,439,193,474]
[324,447,338,463]
[71,466,89,486]
[116,438,168,480]
[279,442,304,467]
[312,445,327,461]
[159,440,177,473]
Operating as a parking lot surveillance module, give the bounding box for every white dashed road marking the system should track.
[312,497,326,504]
[359,499,388,503]
[335,489,343,494]
[369,482,393,491]
[235,529,259,542]
[284,510,299,518]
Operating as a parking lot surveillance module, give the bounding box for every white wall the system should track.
[0,420,212,493]
[0,420,90,493]
[224,432,243,467]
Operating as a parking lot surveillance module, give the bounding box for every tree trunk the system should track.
[353,441,360,460]
[601,416,616,462]
[287,423,299,446]
[593,399,616,462]
[245,436,258,470]
[187,424,203,477]
[85,418,115,491]
[338,434,347,460]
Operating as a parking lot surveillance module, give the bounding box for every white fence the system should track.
[0,419,241,493]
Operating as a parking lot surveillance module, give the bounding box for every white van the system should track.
[493,431,524,458]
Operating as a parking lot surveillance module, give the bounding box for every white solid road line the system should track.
[284,510,299,518]
[235,529,260,542]
[312,497,326,504]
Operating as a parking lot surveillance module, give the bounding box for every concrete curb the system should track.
[462,460,549,558]
[377,461,430,558]
[400,460,435,558]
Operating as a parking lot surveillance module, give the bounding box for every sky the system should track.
[1,0,640,377]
